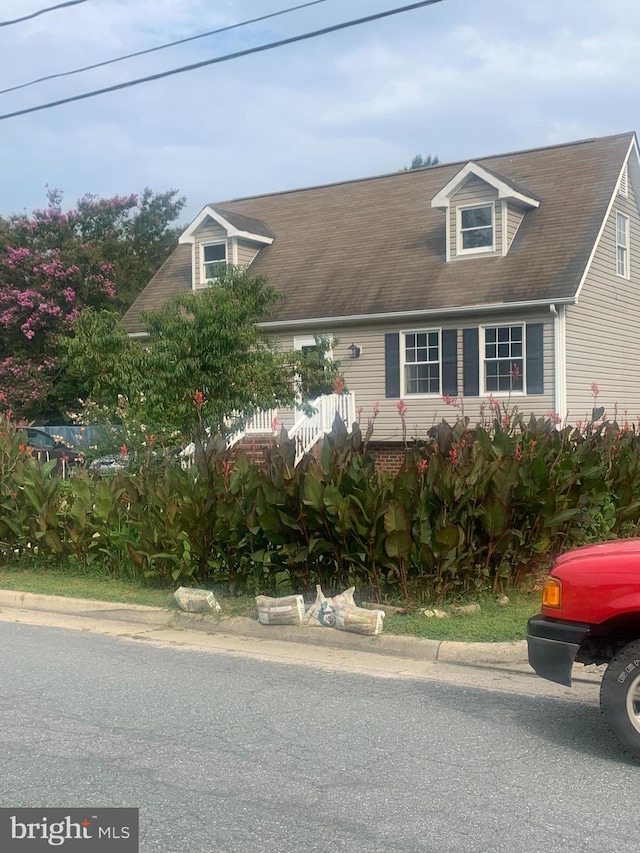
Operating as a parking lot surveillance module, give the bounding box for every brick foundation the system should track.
[365,442,409,475]
[231,437,410,476]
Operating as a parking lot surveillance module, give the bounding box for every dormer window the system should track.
[202,242,227,282]
[458,204,494,254]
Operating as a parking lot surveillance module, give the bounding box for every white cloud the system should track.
[0,0,639,217]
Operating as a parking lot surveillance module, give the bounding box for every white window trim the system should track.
[294,334,334,359]
[615,210,630,279]
[480,324,526,396]
[456,202,496,256]
[199,240,227,286]
[400,328,442,397]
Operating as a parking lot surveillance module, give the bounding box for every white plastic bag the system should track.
[301,585,336,627]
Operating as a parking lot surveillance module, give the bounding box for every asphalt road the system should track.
[0,620,637,853]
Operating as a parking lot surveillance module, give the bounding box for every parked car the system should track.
[88,453,131,475]
[20,427,84,474]
[527,539,640,760]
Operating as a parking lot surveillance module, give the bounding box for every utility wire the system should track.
[0,0,89,28]
[0,0,334,96]
[0,0,443,122]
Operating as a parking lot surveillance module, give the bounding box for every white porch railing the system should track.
[180,394,355,467]
[226,408,278,449]
[288,392,356,464]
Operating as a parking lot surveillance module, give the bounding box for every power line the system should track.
[0,0,443,122]
[0,0,89,28]
[0,0,334,96]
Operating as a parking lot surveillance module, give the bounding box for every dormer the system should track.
[179,205,274,289]
[431,162,540,262]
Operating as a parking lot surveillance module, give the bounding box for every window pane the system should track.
[617,214,628,247]
[406,364,440,395]
[462,228,493,249]
[204,262,225,280]
[461,206,492,228]
[484,325,524,393]
[404,329,440,394]
[204,244,226,262]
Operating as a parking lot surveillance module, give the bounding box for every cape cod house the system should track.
[122,131,640,453]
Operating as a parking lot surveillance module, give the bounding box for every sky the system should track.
[0,0,639,222]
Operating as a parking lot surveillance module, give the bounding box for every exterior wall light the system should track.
[348,343,361,359]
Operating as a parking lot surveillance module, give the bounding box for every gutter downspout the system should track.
[550,303,567,420]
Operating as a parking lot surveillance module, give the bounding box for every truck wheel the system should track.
[600,640,640,760]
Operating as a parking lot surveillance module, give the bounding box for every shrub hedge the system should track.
[3,408,640,602]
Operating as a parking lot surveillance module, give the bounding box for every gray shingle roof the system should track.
[122,132,634,334]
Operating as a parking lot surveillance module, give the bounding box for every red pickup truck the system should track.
[527,539,640,759]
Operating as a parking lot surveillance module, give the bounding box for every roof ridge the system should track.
[211,131,636,207]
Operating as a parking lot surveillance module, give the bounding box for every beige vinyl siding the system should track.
[236,239,262,268]
[274,314,553,441]
[449,176,501,259]
[506,203,526,250]
[565,172,640,422]
[194,219,228,289]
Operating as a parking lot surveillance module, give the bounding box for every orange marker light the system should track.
[542,577,562,609]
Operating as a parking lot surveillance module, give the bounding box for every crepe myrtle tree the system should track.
[0,186,185,421]
[62,266,343,449]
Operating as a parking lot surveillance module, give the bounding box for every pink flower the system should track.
[591,381,600,397]
[396,399,408,418]
[418,458,428,473]
[373,401,380,416]
[333,376,345,395]
[193,390,204,411]
[442,395,457,406]
[449,448,459,466]
[271,416,279,433]
[547,411,562,425]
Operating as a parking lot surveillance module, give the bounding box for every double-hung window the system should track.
[202,242,227,283]
[483,325,524,392]
[616,212,630,278]
[403,330,440,395]
[458,204,494,254]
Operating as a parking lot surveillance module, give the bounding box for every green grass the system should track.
[0,563,175,608]
[0,561,541,642]
[384,594,540,643]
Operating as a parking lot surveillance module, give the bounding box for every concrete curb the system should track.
[0,590,528,665]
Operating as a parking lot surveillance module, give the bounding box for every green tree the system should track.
[400,153,440,171]
[62,267,342,446]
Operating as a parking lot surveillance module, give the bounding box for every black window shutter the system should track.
[442,329,458,396]
[385,333,400,398]
[526,323,544,394]
[463,328,480,397]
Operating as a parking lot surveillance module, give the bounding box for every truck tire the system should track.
[600,640,640,760]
